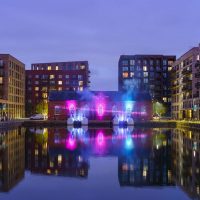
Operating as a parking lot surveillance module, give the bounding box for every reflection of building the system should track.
[118,129,173,187]
[25,61,90,116]
[25,128,89,178]
[171,44,200,120]
[172,129,200,199]
[0,127,25,192]
[118,55,175,115]
[0,54,25,118]
[48,90,152,120]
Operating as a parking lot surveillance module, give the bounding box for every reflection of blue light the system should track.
[125,136,134,150]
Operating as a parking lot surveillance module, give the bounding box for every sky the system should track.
[0,0,200,90]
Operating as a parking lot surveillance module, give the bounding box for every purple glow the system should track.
[97,104,104,116]
[65,135,77,150]
[66,100,77,112]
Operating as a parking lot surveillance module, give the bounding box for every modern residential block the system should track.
[118,55,176,116]
[25,61,90,116]
[171,44,200,120]
[0,54,25,119]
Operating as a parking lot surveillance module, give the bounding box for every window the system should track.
[79,86,83,91]
[168,66,172,71]
[156,60,160,65]
[163,60,167,65]
[47,66,51,70]
[122,66,128,71]
[150,60,154,65]
[42,87,47,92]
[79,81,83,86]
[78,75,83,80]
[56,66,59,70]
[143,60,147,65]
[58,87,62,91]
[130,72,134,78]
[122,60,128,66]
[130,60,135,65]
[55,106,61,115]
[72,75,76,79]
[65,75,69,79]
[58,81,62,85]
[137,60,141,65]
[42,93,48,98]
[58,75,62,79]
[35,81,39,85]
[130,66,134,71]
[163,97,167,102]
[144,78,148,83]
[35,87,39,91]
[122,72,129,78]
[80,65,85,69]
[28,87,32,91]
[144,72,148,77]
[0,77,3,84]
[143,66,147,71]
[35,75,39,78]
[50,75,55,79]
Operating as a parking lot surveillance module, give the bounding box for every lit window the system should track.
[143,66,147,71]
[35,87,39,91]
[58,81,62,85]
[35,93,39,97]
[42,93,48,98]
[80,65,85,69]
[163,97,167,102]
[58,87,62,91]
[78,75,83,80]
[168,67,172,71]
[130,72,134,77]
[79,81,83,86]
[47,66,51,70]
[79,86,83,91]
[42,87,47,92]
[65,75,69,79]
[50,75,55,79]
[0,77,3,84]
[122,72,129,78]
[56,66,59,70]
[58,155,62,164]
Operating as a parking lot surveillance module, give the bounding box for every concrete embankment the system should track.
[0,119,200,129]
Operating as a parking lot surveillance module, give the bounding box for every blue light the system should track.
[125,101,133,112]
[125,136,134,150]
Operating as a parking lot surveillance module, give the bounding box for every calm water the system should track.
[0,126,199,200]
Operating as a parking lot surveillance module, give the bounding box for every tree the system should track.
[36,101,48,116]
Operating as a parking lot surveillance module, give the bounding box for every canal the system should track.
[0,126,199,200]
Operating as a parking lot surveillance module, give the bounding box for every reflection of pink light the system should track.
[66,136,77,150]
[97,132,104,146]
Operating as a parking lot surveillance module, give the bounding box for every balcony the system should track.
[195,61,200,68]
[182,84,192,91]
[182,67,192,75]
[195,72,200,78]
[182,76,192,83]
[195,82,200,89]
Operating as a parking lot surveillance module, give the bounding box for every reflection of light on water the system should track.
[97,132,104,146]
[125,136,134,150]
[66,135,77,150]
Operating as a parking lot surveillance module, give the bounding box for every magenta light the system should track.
[66,135,77,150]
[97,104,104,116]
[66,100,77,111]
[96,132,105,146]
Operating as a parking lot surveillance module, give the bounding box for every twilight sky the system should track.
[0,0,200,90]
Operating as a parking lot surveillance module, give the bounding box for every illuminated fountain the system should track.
[67,102,89,127]
[113,101,134,126]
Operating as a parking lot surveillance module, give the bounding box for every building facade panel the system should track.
[25,61,90,116]
[118,55,176,117]
[0,54,25,119]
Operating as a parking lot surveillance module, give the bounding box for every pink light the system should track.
[66,135,77,150]
[97,104,104,116]
[66,100,77,111]
[96,132,105,146]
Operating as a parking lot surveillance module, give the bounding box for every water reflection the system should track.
[0,127,25,192]
[0,126,199,200]
[172,129,200,199]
